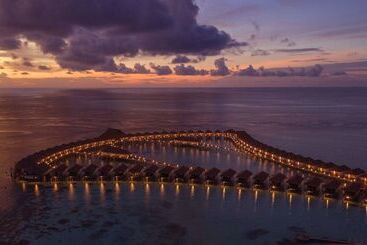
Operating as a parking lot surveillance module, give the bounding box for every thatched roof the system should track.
[236,170,253,180]
[220,169,237,178]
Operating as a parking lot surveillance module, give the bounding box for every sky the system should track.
[0,0,367,87]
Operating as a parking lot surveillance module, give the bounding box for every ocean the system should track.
[1,88,367,244]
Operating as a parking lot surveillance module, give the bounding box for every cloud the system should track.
[150,63,172,75]
[210,58,230,76]
[22,59,34,67]
[251,49,270,56]
[0,0,246,72]
[118,63,151,74]
[237,64,324,77]
[133,63,150,74]
[171,55,206,64]
[0,72,7,78]
[38,65,51,70]
[237,65,259,76]
[280,38,296,47]
[174,64,208,75]
[0,38,21,50]
[275,48,323,53]
[171,55,191,64]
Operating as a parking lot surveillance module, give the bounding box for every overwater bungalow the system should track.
[44,163,68,182]
[158,166,175,182]
[287,175,304,193]
[142,165,159,181]
[220,169,236,186]
[96,164,114,181]
[253,171,269,189]
[113,163,129,181]
[236,170,252,187]
[66,164,83,181]
[173,166,190,183]
[204,168,221,184]
[81,164,99,181]
[323,179,342,198]
[304,177,323,195]
[348,190,367,205]
[188,167,205,183]
[127,164,145,181]
[270,173,287,191]
[343,182,362,201]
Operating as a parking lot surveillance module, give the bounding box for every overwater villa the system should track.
[96,164,114,181]
[66,164,83,181]
[173,166,190,183]
[127,164,145,181]
[188,167,206,183]
[270,173,287,191]
[323,179,342,198]
[253,171,269,189]
[158,166,175,182]
[236,170,252,187]
[204,168,221,184]
[287,174,304,193]
[113,163,129,181]
[142,165,159,182]
[81,164,99,181]
[304,177,323,196]
[220,169,236,186]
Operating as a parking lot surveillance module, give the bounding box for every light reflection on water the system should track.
[13,181,367,244]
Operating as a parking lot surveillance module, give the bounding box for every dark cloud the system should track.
[0,38,21,50]
[237,64,325,77]
[280,38,296,47]
[174,64,208,75]
[0,72,7,78]
[21,72,29,75]
[237,65,259,76]
[22,58,34,67]
[118,63,151,74]
[275,48,323,53]
[210,58,230,76]
[133,63,150,74]
[0,0,246,72]
[251,49,270,56]
[171,55,206,64]
[38,65,51,70]
[150,63,172,75]
[171,55,191,64]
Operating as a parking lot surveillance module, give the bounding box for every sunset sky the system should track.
[0,0,367,87]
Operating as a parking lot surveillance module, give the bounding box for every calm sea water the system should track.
[1,88,367,244]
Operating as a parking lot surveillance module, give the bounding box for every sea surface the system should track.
[0,87,367,244]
